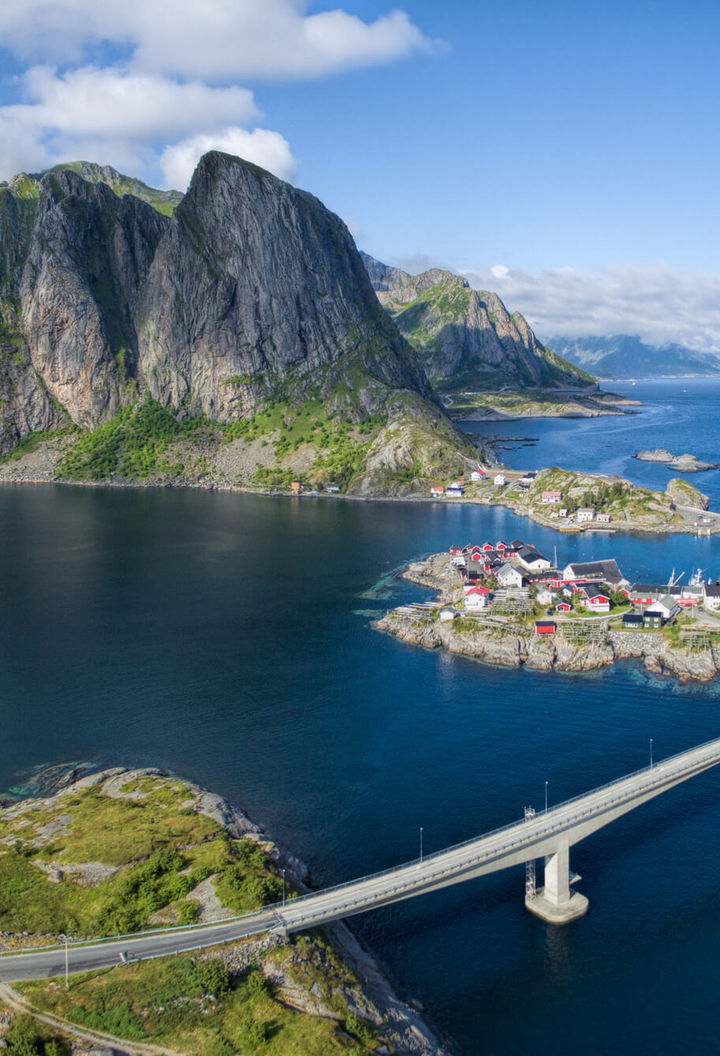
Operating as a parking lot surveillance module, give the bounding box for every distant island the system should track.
[633,449,717,472]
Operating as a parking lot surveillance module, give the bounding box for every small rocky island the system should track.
[633,449,717,472]
[375,549,720,683]
[0,767,449,1056]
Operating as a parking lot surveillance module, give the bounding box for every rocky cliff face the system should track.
[0,154,435,454]
[361,252,594,392]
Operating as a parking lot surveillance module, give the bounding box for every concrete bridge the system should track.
[2,734,720,982]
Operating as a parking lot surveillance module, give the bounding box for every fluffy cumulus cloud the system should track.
[0,0,433,186]
[460,262,720,354]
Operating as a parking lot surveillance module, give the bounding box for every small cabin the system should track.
[535,620,556,635]
[465,586,489,611]
[622,613,644,628]
[430,486,444,497]
[289,481,301,494]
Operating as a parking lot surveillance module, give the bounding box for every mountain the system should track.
[545,335,720,379]
[361,253,595,392]
[0,154,478,492]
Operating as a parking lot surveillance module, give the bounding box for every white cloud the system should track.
[0,1,434,188]
[460,262,720,354]
[0,114,53,179]
[5,66,259,140]
[0,0,434,81]
[160,127,297,190]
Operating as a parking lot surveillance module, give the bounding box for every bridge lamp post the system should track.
[281,869,286,906]
[420,827,424,865]
[650,738,654,768]
[545,781,548,814]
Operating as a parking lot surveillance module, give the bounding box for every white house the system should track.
[464,585,489,611]
[577,508,595,523]
[439,607,457,622]
[703,584,720,611]
[493,474,506,486]
[471,470,485,482]
[536,587,555,606]
[541,491,562,504]
[497,562,524,588]
[586,593,610,614]
[516,545,551,572]
[430,485,444,497]
[650,594,680,620]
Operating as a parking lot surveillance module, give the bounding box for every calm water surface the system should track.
[2,450,720,1054]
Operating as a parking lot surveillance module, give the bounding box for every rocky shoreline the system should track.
[0,765,451,1056]
[375,554,720,683]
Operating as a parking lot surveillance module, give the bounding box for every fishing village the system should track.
[374,538,720,682]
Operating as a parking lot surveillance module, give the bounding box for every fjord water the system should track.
[466,376,720,509]
[2,475,720,1053]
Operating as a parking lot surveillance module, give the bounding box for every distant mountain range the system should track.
[545,335,720,378]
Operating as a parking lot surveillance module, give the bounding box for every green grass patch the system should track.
[0,774,288,937]
[56,396,216,481]
[0,427,75,464]
[20,951,378,1055]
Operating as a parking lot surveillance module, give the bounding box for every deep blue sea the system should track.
[3,377,720,1056]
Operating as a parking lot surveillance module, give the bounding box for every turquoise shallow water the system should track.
[2,459,720,1053]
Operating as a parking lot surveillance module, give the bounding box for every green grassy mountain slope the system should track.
[361,253,595,393]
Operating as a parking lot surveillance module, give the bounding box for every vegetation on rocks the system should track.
[56,396,216,482]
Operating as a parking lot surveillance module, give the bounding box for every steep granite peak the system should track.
[0,151,441,456]
[19,168,168,426]
[362,252,594,392]
[137,151,431,418]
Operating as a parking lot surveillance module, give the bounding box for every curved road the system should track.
[3,734,720,982]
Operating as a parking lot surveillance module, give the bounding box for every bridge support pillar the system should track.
[525,840,588,924]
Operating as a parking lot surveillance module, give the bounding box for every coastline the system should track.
[374,554,720,683]
[2,470,718,538]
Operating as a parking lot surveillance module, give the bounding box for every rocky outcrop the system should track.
[635,449,717,472]
[0,154,438,455]
[361,252,594,392]
[376,611,720,682]
[665,477,710,510]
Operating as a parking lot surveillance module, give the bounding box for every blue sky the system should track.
[1,0,720,348]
